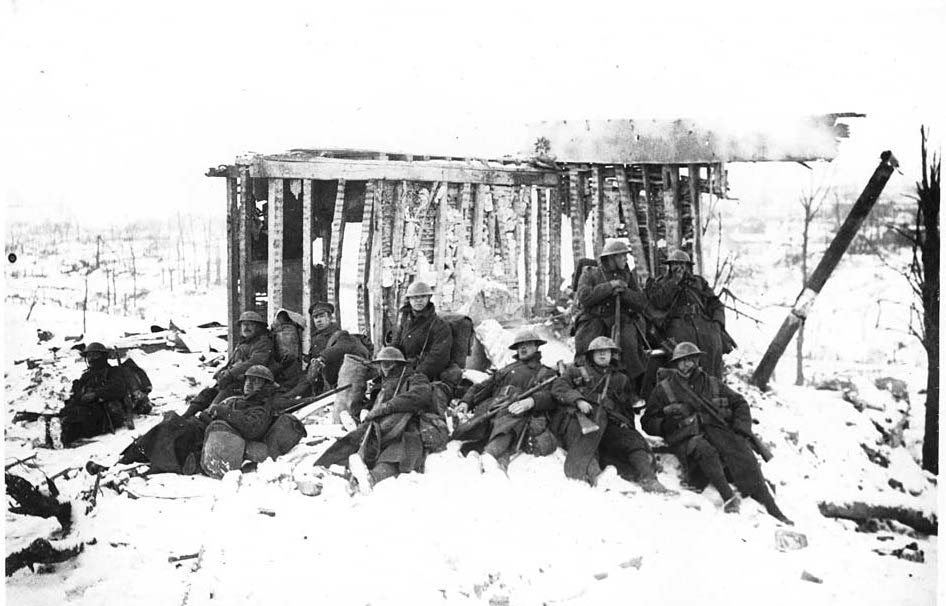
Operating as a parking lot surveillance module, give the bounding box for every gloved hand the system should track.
[576,399,593,415]
[609,279,627,293]
[508,397,535,415]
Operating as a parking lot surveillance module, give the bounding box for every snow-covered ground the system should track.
[3,291,938,605]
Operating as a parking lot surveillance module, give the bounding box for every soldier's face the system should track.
[312,312,332,331]
[517,342,539,360]
[408,295,431,312]
[675,357,698,376]
[592,350,612,367]
[380,361,401,377]
[240,321,261,339]
[243,376,267,397]
[668,263,689,276]
[84,352,105,366]
[611,254,628,270]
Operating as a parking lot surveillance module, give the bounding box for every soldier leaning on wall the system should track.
[388,281,455,384]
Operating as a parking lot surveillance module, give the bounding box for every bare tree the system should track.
[796,183,828,385]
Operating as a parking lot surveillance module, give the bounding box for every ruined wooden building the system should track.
[207,114,858,348]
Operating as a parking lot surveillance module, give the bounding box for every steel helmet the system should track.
[80,342,109,356]
[405,281,434,297]
[239,311,267,325]
[372,347,407,364]
[587,336,621,353]
[599,239,632,258]
[663,250,693,265]
[670,342,704,363]
[244,365,276,382]
[508,329,547,350]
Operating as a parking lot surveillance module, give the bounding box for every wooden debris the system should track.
[800,570,823,584]
[817,500,937,535]
[168,553,200,563]
[6,538,83,577]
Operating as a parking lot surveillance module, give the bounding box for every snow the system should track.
[3,239,938,605]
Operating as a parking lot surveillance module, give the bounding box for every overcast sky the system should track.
[2,0,943,224]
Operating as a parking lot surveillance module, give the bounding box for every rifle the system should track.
[281,383,353,418]
[673,380,773,462]
[453,375,557,437]
[556,361,599,435]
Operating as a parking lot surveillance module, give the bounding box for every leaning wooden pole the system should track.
[750,151,899,390]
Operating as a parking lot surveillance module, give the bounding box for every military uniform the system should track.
[60,354,128,445]
[391,302,453,381]
[186,328,274,415]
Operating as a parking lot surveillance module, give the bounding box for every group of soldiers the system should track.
[61,241,791,524]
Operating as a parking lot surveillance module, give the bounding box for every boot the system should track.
[628,451,674,494]
[723,494,741,514]
[638,476,675,495]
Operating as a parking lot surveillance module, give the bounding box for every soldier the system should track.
[199,364,279,478]
[316,347,445,493]
[390,281,453,382]
[574,239,651,394]
[456,329,559,467]
[647,250,731,378]
[59,342,128,446]
[642,342,792,524]
[551,336,671,492]
[184,311,274,417]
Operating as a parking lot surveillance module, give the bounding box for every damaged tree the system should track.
[5,473,81,576]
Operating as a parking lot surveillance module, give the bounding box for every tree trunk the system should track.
[918,127,940,474]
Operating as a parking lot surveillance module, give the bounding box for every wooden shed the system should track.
[207,114,857,349]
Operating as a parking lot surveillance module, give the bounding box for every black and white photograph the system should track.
[3,1,942,604]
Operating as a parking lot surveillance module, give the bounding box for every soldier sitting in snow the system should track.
[315,347,447,493]
[183,311,273,417]
[454,329,559,469]
[642,342,792,524]
[550,336,671,493]
[389,281,453,383]
[59,342,129,446]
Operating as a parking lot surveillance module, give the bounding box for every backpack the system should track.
[439,313,474,368]
[271,313,303,365]
[119,357,153,414]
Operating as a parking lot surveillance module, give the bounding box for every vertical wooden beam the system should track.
[534,186,548,313]
[301,180,313,347]
[614,166,649,280]
[591,166,605,255]
[433,182,448,297]
[521,185,533,316]
[472,184,486,247]
[461,183,473,246]
[386,181,407,335]
[267,179,284,323]
[688,164,704,275]
[662,166,681,253]
[641,166,658,272]
[568,168,585,263]
[548,184,563,300]
[226,176,240,352]
[356,181,376,333]
[369,184,385,350]
[326,178,347,315]
[238,170,255,321]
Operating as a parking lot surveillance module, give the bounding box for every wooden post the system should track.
[548,184,563,300]
[688,164,704,276]
[434,182,448,297]
[302,180,313,347]
[568,168,585,263]
[473,184,486,247]
[387,181,407,333]
[356,181,376,333]
[226,176,239,352]
[614,166,649,281]
[522,185,534,315]
[267,179,284,323]
[369,185,385,350]
[535,187,549,312]
[326,178,347,315]
[750,151,899,390]
[591,166,605,255]
[461,183,473,246]
[663,165,681,252]
[641,165,658,272]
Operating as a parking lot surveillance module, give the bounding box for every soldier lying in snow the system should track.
[550,336,670,493]
[453,329,559,468]
[184,311,273,415]
[642,342,792,524]
[314,347,448,493]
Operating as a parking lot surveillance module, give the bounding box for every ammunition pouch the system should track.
[524,416,558,456]
[666,414,700,446]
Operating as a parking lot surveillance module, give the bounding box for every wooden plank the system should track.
[614,166,649,280]
[641,166,659,271]
[387,181,407,326]
[548,184,563,301]
[473,184,486,247]
[591,166,605,255]
[568,168,586,264]
[522,185,533,315]
[460,183,473,246]
[267,179,284,323]
[534,186,549,313]
[356,181,376,333]
[251,158,559,186]
[662,165,681,253]
[226,177,239,352]
[433,182,448,297]
[326,179,347,314]
[688,164,704,275]
[369,184,385,350]
[301,180,313,347]
[238,170,255,326]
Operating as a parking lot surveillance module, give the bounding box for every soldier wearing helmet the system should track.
[550,336,670,492]
[642,342,792,524]
[647,249,731,378]
[454,328,559,466]
[574,239,652,394]
[59,342,130,446]
[389,281,453,382]
[184,309,274,417]
[316,346,443,493]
